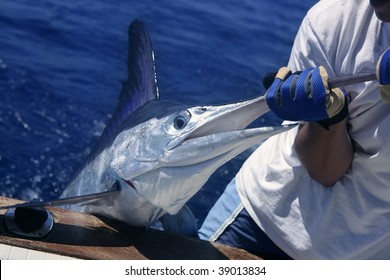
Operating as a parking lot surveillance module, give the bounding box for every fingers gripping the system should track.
[266,67,329,121]
[377,47,390,103]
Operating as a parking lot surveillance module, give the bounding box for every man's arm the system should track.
[265,47,390,186]
[293,119,353,187]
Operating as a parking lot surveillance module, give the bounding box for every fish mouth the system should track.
[167,96,269,150]
[186,119,241,141]
[163,124,297,167]
[188,98,264,139]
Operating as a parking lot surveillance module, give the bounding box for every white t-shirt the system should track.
[237,0,390,259]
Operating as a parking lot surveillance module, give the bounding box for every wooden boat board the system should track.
[0,196,261,260]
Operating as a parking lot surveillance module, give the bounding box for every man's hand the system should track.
[265,66,348,128]
[377,47,390,102]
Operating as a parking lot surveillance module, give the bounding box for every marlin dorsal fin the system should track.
[118,19,159,119]
[98,19,159,146]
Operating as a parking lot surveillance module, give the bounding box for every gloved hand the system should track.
[265,66,348,128]
[377,47,390,103]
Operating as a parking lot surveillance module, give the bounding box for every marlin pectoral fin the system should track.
[1,181,121,210]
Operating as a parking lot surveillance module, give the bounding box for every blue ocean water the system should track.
[0,0,317,224]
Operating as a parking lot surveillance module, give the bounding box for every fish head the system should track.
[110,96,296,215]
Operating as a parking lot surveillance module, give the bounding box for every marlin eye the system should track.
[173,111,191,130]
[174,115,188,130]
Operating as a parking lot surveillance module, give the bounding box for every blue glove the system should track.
[265,66,348,127]
[377,47,390,103]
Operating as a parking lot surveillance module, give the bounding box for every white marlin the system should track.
[60,20,295,230]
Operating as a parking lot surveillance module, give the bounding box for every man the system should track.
[199,0,390,259]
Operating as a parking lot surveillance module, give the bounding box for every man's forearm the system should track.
[293,119,353,187]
